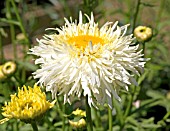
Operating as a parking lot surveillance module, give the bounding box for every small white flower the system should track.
[29,11,147,108]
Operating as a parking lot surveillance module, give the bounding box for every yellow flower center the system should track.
[67,35,104,49]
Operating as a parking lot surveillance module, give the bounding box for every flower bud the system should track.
[2,61,16,76]
[134,26,152,42]
[16,33,25,41]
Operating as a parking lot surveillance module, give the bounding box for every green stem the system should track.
[0,18,20,26]
[12,121,18,131]
[61,0,71,17]
[0,34,4,63]
[10,0,29,83]
[92,107,101,129]
[12,75,24,86]
[31,121,38,131]
[56,97,66,131]
[132,0,141,31]
[62,104,65,131]
[155,0,165,29]
[112,97,124,128]
[158,111,170,126]
[142,42,145,56]
[56,97,64,119]
[83,0,98,17]
[6,0,17,59]
[123,0,142,121]
[10,0,30,47]
[163,111,170,120]
[108,107,113,131]
[124,93,134,118]
[21,68,26,84]
[83,0,90,16]
[85,96,93,131]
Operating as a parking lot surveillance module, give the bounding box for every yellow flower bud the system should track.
[0,84,55,124]
[69,118,86,128]
[72,108,86,117]
[16,33,25,41]
[2,61,16,76]
[0,65,7,81]
[134,26,152,42]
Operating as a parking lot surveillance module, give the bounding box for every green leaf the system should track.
[17,60,38,71]
[140,117,155,123]
[131,99,162,115]
[138,69,149,85]
[146,90,165,99]
[126,117,139,126]
[141,123,161,128]
[0,28,8,37]
[0,96,6,103]
[54,121,63,127]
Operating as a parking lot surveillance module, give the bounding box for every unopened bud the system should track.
[16,33,25,41]
[134,26,152,42]
[2,61,16,76]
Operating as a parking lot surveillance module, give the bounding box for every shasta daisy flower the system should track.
[0,84,55,124]
[29,11,146,108]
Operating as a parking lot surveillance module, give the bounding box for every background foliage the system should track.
[0,0,170,130]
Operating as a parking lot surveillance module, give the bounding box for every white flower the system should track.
[29,11,146,108]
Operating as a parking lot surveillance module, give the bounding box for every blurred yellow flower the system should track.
[2,61,16,76]
[16,33,25,41]
[0,84,55,124]
[134,26,152,42]
[69,118,86,128]
[72,108,86,117]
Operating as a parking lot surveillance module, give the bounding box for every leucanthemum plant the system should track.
[29,11,147,108]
